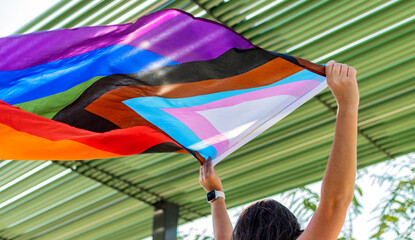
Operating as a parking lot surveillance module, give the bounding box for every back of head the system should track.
[233,199,303,240]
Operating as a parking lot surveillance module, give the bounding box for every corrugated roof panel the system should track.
[1,0,414,238]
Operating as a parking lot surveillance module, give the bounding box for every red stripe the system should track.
[0,100,181,155]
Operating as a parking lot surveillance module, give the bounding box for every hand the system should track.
[325,60,359,109]
[199,158,223,192]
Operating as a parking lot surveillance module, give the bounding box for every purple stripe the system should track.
[0,8,254,71]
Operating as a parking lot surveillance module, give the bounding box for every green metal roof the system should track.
[1,0,414,239]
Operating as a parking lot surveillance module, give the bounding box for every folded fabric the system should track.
[0,8,327,165]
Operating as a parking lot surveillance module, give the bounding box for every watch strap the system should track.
[207,190,225,203]
[215,190,225,199]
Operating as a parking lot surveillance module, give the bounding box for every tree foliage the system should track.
[178,154,414,240]
[284,183,363,240]
[369,154,415,239]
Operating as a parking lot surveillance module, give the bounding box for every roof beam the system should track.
[314,95,395,159]
[153,201,179,240]
[185,0,394,162]
[53,161,204,221]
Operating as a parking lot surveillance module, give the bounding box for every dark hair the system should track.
[233,199,303,240]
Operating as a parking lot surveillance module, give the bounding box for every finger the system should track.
[348,66,357,78]
[206,157,213,176]
[340,64,348,79]
[332,63,341,78]
[325,61,332,86]
[327,59,336,66]
[326,60,335,80]
[204,157,210,177]
[200,165,205,180]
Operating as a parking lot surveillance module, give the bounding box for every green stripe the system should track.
[15,76,103,119]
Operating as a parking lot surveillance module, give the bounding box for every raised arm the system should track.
[199,158,233,240]
[299,60,359,240]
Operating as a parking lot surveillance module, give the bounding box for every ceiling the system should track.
[0,0,414,239]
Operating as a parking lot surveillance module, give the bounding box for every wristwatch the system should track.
[207,190,225,203]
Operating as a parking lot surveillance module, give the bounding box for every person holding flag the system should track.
[199,59,359,240]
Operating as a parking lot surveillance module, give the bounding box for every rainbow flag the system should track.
[0,9,327,165]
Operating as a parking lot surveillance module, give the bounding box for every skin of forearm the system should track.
[320,104,358,207]
[211,198,233,240]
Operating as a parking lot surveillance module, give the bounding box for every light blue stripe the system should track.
[0,44,179,104]
[125,96,218,159]
[123,70,324,159]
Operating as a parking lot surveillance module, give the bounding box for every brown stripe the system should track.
[85,57,303,129]
[294,57,326,76]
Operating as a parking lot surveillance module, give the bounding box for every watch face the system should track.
[207,190,216,202]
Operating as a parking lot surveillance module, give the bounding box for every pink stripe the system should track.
[192,80,320,111]
[162,80,320,155]
[168,111,229,155]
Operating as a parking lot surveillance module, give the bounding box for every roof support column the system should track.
[152,201,179,240]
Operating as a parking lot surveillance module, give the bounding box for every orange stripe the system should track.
[0,123,122,160]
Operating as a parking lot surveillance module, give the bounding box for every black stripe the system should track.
[53,47,277,132]
[269,51,302,66]
[142,142,183,153]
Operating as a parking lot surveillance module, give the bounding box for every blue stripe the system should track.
[123,71,325,159]
[0,44,179,105]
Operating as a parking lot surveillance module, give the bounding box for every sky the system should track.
[0,0,60,37]
[0,1,412,239]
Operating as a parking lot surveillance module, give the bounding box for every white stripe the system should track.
[24,1,79,33]
[93,0,137,25]
[115,0,159,24]
[253,1,304,27]
[0,169,71,209]
[51,0,100,30]
[286,0,399,53]
[239,0,267,16]
[0,161,51,193]
[312,15,415,63]
[0,160,12,169]
[213,78,328,166]
[187,5,199,13]
[74,1,120,27]
[7,183,101,228]
[195,10,207,17]
[246,0,284,20]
